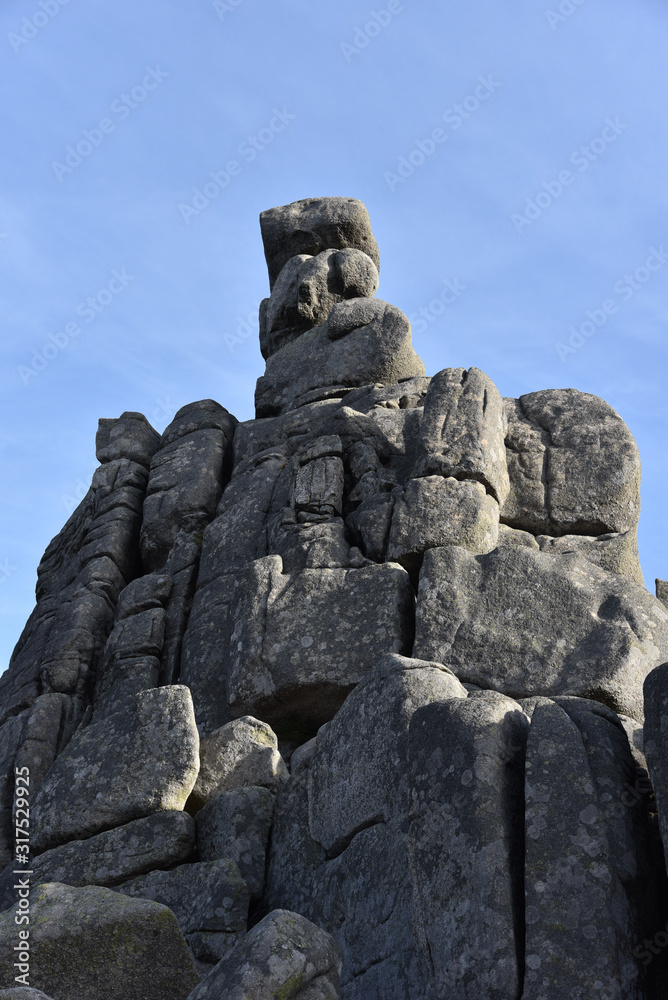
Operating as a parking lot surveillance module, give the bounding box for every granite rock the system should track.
[196,786,274,899]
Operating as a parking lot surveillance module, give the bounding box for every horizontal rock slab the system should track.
[196,786,274,900]
[187,908,342,1000]
[0,882,200,1000]
[414,543,668,720]
[96,410,161,468]
[188,717,288,813]
[0,812,196,904]
[260,195,380,289]
[0,990,54,1000]
[31,686,199,853]
[255,299,425,417]
[502,389,641,535]
[182,556,414,735]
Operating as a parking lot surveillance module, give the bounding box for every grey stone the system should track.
[260,195,380,289]
[0,715,28,869]
[96,410,161,468]
[188,717,288,813]
[643,663,668,869]
[13,693,75,795]
[0,812,195,903]
[115,572,173,621]
[386,476,499,572]
[522,701,644,998]
[182,556,414,736]
[414,543,668,720]
[307,653,467,855]
[196,786,274,900]
[537,528,644,586]
[115,858,249,954]
[255,299,425,417]
[260,248,378,359]
[187,909,342,1000]
[502,389,641,535]
[0,882,200,999]
[657,578,668,609]
[412,367,509,505]
[31,686,199,853]
[408,693,528,1000]
[0,990,55,999]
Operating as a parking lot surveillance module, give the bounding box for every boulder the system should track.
[260,196,380,289]
[196,787,274,899]
[96,411,161,468]
[186,909,342,1000]
[0,882,200,1000]
[412,367,509,505]
[187,717,288,813]
[414,543,668,720]
[255,299,425,417]
[31,686,199,853]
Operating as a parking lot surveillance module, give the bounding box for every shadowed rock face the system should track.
[1,197,667,1000]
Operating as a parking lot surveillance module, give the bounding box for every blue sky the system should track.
[1,0,667,671]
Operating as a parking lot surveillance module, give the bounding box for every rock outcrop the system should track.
[0,196,666,999]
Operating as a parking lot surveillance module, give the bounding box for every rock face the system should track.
[1,197,666,998]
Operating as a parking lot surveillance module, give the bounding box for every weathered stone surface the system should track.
[182,556,414,735]
[115,858,250,960]
[196,786,274,899]
[260,195,380,289]
[522,701,645,998]
[96,410,161,468]
[502,389,641,535]
[0,812,196,903]
[0,883,200,999]
[187,909,342,1000]
[414,543,668,720]
[657,578,668,609]
[93,603,166,719]
[115,572,173,621]
[386,476,499,571]
[0,990,54,999]
[412,367,509,505]
[31,686,199,853]
[537,528,644,586]
[0,714,28,869]
[408,693,528,1000]
[260,248,379,359]
[308,653,467,856]
[643,663,668,871]
[255,300,425,417]
[188,717,288,813]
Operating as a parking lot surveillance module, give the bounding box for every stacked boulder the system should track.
[0,196,667,999]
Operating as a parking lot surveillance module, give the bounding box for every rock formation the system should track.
[1,195,668,998]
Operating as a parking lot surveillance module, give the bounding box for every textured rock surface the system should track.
[414,543,668,720]
[187,909,342,1000]
[0,883,200,999]
[0,196,662,999]
[196,786,274,899]
[0,812,196,904]
[0,990,54,1000]
[31,686,199,852]
[188,716,288,812]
